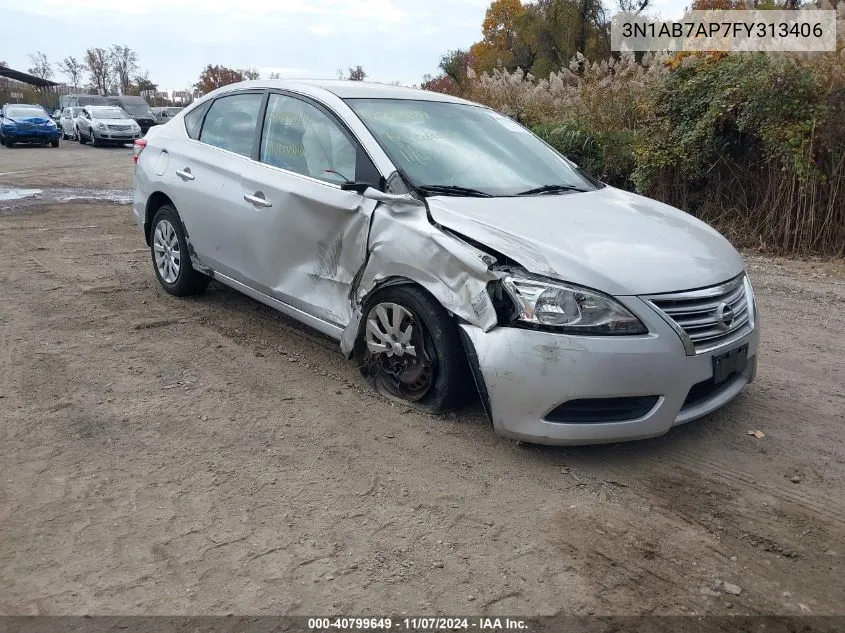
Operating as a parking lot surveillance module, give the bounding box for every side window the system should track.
[199,93,262,157]
[260,93,369,185]
[184,101,210,140]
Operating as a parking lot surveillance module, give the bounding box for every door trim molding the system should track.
[212,271,344,341]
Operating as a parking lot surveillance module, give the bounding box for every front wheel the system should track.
[78,129,86,144]
[51,139,59,148]
[150,205,210,297]
[356,285,471,413]
[91,132,101,147]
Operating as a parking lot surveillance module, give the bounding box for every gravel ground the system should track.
[1,142,844,616]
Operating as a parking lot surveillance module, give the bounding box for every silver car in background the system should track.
[132,80,759,445]
[59,107,82,139]
[152,106,184,124]
[76,105,142,146]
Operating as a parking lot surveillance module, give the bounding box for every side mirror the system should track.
[339,181,371,194]
[361,187,424,207]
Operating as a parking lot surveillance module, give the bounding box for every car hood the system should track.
[6,116,51,125]
[426,186,744,296]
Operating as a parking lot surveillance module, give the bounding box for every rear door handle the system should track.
[244,192,272,208]
[176,167,195,181]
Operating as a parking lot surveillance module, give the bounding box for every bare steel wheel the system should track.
[366,302,434,401]
[153,218,181,284]
[356,285,472,413]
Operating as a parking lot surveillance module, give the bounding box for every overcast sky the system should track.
[1,0,689,92]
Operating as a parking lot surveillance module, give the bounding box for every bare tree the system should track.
[240,68,260,80]
[268,71,281,79]
[109,45,138,94]
[84,48,112,95]
[27,51,53,79]
[57,56,85,90]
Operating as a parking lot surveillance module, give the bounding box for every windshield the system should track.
[346,98,597,197]
[92,107,131,119]
[117,100,153,117]
[6,105,47,118]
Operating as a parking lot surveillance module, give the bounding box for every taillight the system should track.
[133,139,147,164]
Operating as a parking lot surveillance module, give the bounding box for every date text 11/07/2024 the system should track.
[307,617,530,630]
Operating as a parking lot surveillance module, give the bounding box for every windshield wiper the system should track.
[416,184,493,198]
[516,184,589,196]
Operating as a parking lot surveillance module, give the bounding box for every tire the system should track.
[149,205,210,297]
[51,139,60,148]
[78,129,86,144]
[91,131,101,147]
[355,285,472,413]
[5,138,14,148]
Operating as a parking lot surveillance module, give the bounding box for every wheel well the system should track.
[356,276,493,422]
[144,192,174,245]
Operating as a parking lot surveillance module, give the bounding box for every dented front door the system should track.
[236,92,386,328]
[238,164,375,328]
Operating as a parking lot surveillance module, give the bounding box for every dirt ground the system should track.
[1,141,844,616]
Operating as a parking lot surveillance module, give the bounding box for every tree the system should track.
[268,71,281,79]
[27,51,53,80]
[133,71,158,94]
[194,64,245,94]
[241,68,260,80]
[439,49,475,86]
[84,48,112,95]
[348,65,367,81]
[57,56,85,90]
[109,45,138,94]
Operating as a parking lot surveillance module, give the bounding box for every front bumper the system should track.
[96,131,141,142]
[460,295,759,445]
[4,128,61,142]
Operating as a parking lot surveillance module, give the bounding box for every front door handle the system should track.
[176,167,195,181]
[244,192,272,208]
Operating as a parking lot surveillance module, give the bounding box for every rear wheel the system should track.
[356,285,471,413]
[150,205,210,297]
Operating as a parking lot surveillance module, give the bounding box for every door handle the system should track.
[244,192,272,208]
[176,167,195,181]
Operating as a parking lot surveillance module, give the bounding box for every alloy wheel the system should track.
[152,218,181,284]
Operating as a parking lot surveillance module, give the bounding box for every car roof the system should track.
[215,79,477,106]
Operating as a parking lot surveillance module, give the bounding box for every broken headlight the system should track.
[501,273,647,335]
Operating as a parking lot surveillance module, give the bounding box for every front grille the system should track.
[109,124,131,131]
[644,275,752,354]
[545,396,660,424]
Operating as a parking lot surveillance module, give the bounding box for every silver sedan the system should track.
[131,80,759,445]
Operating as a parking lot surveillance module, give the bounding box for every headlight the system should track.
[47,120,56,127]
[502,272,647,335]
[97,122,106,130]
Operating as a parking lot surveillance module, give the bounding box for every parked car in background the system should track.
[1,103,61,148]
[76,105,142,146]
[51,109,63,125]
[60,94,109,109]
[152,106,184,124]
[106,96,157,133]
[59,107,82,140]
[132,80,759,446]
